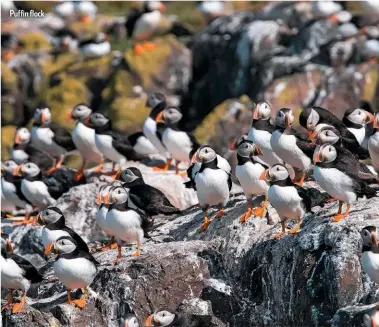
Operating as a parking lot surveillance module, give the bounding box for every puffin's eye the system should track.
[329,148,332,152]
[46,211,49,216]
[205,149,208,154]
[276,167,279,171]
[117,190,121,194]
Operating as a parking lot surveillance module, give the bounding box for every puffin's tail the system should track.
[184,180,195,189]
[160,204,181,215]
[361,184,378,199]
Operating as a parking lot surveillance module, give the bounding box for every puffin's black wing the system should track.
[125,7,143,37]
[295,138,315,159]
[186,132,200,149]
[184,164,196,190]
[296,187,331,212]
[8,253,43,283]
[290,128,308,141]
[155,123,166,142]
[127,131,144,147]
[134,207,151,238]
[49,122,76,151]
[341,136,370,159]
[111,133,145,161]
[62,226,90,253]
[24,145,55,171]
[41,171,80,199]
[78,36,96,47]
[3,174,31,204]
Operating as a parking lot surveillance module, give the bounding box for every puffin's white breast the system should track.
[95,205,113,236]
[132,11,162,41]
[162,128,192,162]
[361,251,379,284]
[95,134,125,164]
[0,256,31,291]
[248,128,283,165]
[21,179,57,209]
[348,126,366,145]
[72,122,102,162]
[368,132,379,173]
[11,149,29,164]
[235,162,268,196]
[106,209,144,243]
[81,42,111,59]
[133,135,159,156]
[31,126,66,157]
[143,117,170,157]
[1,178,26,208]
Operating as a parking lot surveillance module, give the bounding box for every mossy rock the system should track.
[362,65,379,103]
[19,32,51,52]
[1,125,16,161]
[195,95,253,144]
[1,64,17,89]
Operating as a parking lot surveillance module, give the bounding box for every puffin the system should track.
[106,186,150,259]
[1,233,43,313]
[70,104,103,180]
[270,108,315,186]
[144,309,201,327]
[78,33,111,59]
[51,28,78,53]
[127,131,160,157]
[260,164,329,239]
[194,146,232,232]
[361,39,379,62]
[368,113,379,174]
[342,107,376,146]
[125,1,166,55]
[31,108,76,175]
[95,183,119,251]
[361,226,379,284]
[75,1,97,23]
[363,306,379,327]
[235,140,269,223]
[196,1,226,23]
[84,112,145,179]
[142,93,172,171]
[117,167,180,217]
[37,206,89,254]
[311,126,378,183]
[1,159,33,222]
[53,1,75,20]
[121,314,140,327]
[300,106,370,159]
[15,162,77,215]
[50,236,98,309]
[11,126,54,171]
[247,101,283,166]
[313,144,377,222]
[156,107,200,175]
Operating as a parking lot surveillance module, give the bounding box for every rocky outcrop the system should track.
[2,169,378,327]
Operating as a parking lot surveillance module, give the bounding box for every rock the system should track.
[3,167,378,326]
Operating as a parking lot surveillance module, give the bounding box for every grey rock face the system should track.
[2,170,378,327]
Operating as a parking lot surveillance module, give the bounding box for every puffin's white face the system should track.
[317,128,340,145]
[146,1,165,12]
[89,112,109,127]
[71,104,92,120]
[361,226,378,247]
[265,164,289,182]
[110,186,128,204]
[38,207,63,225]
[19,162,41,177]
[153,311,175,326]
[120,169,140,184]
[53,237,77,254]
[34,108,52,124]
[1,160,18,174]
[253,102,271,120]
[95,32,108,43]
[124,316,140,327]
[237,141,263,158]
[313,144,337,164]
[162,107,183,124]
[276,109,294,128]
[306,109,320,131]
[197,146,216,163]
[14,127,31,144]
[346,109,373,126]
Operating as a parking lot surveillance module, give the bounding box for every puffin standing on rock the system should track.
[194,145,232,232]
[78,32,111,59]
[11,127,54,171]
[156,107,200,175]
[37,206,89,254]
[70,104,103,180]
[361,226,379,285]
[235,140,269,223]
[1,234,43,313]
[260,164,330,239]
[31,108,76,176]
[271,108,315,186]
[368,113,379,174]
[247,101,283,166]
[118,167,180,218]
[50,236,98,309]
[313,144,377,222]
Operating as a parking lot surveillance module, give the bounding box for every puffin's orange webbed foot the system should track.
[332,213,348,222]
[199,217,211,233]
[134,44,145,55]
[143,42,157,51]
[239,209,252,223]
[273,232,286,239]
[288,227,301,234]
[74,170,85,181]
[12,293,26,313]
[214,208,224,220]
[252,206,265,218]
[72,297,86,309]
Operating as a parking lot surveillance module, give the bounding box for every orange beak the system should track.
[13,165,23,176]
[67,111,73,122]
[79,14,91,23]
[366,112,375,125]
[313,148,321,163]
[190,151,198,164]
[255,145,263,156]
[374,118,378,129]
[144,314,155,326]
[252,106,259,120]
[155,111,164,123]
[372,231,379,247]
[123,320,129,327]
[7,240,14,253]
[259,169,268,181]
[83,116,91,126]
[96,193,101,205]
[103,192,110,204]
[308,131,318,141]
[198,154,204,161]
[285,113,291,128]
[14,132,23,144]
[329,13,339,24]
[229,138,238,151]
[44,242,54,254]
[41,111,47,123]
[2,50,15,62]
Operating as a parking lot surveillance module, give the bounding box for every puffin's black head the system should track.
[85,112,110,128]
[260,163,289,183]
[34,108,52,125]
[299,107,321,131]
[343,108,375,126]
[229,134,248,151]
[109,186,128,204]
[71,103,92,121]
[361,226,378,250]
[313,144,337,164]
[252,101,271,121]
[121,313,140,327]
[146,92,166,109]
[143,1,166,13]
[275,108,294,128]
[50,236,78,254]
[37,206,64,226]
[237,140,263,157]
[197,145,217,163]
[144,310,175,326]
[14,162,41,178]
[1,159,18,175]
[156,107,182,124]
[14,127,31,145]
[119,167,143,184]
[312,126,341,146]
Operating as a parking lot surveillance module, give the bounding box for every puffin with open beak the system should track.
[368,113,379,174]
[50,236,98,309]
[260,164,330,239]
[235,140,269,223]
[156,107,200,175]
[1,232,43,313]
[84,112,145,179]
[37,206,89,255]
[313,144,377,222]
[11,127,54,171]
[70,104,103,181]
[247,101,283,166]
[31,108,76,176]
[361,226,379,285]
[194,145,232,232]
[300,106,370,159]
[342,108,376,146]
[270,108,315,186]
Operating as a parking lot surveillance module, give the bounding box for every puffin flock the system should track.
[1,91,379,325]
